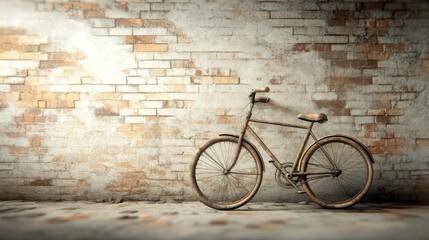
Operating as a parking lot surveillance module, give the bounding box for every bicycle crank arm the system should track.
[270,160,305,193]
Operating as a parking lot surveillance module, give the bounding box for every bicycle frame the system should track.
[227,91,338,191]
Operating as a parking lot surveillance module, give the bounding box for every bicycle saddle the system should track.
[297,113,328,123]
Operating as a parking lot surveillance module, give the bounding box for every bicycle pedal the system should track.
[297,190,306,194]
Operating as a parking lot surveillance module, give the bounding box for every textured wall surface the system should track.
[0,0,428,203]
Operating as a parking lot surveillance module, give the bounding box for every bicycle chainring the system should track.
[275,162,300,189]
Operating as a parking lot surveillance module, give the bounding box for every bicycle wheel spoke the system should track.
[202,150,225,171]
[197,159,223,172]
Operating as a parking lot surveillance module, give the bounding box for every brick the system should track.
[134,44,168,52]
[0,68,16,76]
[0,85,11,92]
[124,116,146,124]
[155,36,178,43]
[368,52,389,60]
[270,11,302,19]
[117,18,143,27]
[4,77,24,84]
[71,2,99,11]
[26,179,52,186]
[127,77,147,84]
[331,60,378,69]
[133,28,167,35]
[154,52,190,60]
[193,76,240,85]
[91,18,116,28]
[143,20,173,28]
[108,28,133,36]
[20,93,42,101]
[357,44,383,52]
[40,60,76,69]
[330,76,373,87]
[362,2,384,10]
[139,60,171,69]
[311,92,338,101]
[127,3,151,11]
[105,8,140,18]
[158,77,190,84]
[84,10,105,18]
[138,109,157,116]
[127,35,155,44]
[384,43,406,52]
[8,146,29,154]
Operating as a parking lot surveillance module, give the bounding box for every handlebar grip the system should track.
[254,87,270,93]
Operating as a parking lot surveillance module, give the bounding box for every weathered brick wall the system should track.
[0,0,428,203]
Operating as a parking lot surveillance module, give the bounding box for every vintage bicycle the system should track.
[190,87,374,210]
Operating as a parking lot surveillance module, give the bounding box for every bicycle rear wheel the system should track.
[300,136,373,208]
[190,136,263,210]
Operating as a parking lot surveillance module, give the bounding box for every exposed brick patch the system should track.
[331,60,378,69]
[117,18,143,27]
[328,10,353,26]
[329,76,373,91]
[27,179,52,186]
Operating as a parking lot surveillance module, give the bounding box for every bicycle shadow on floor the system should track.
[229,203,414,213]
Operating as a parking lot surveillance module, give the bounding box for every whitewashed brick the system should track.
[127,77,147,85]
[92,28,108,36]
[90,18,116,28]
[124,116,146,124]
[154,52,190,60]
[311,92,338,101]
[135,53,154,60]
[127,3,151,11]
[355,116,375,125]
[166,68,195,76]
[0,85,11,92]
[0,61,11,68]
[158,77,191,84]
[116,85,139,93]
[138,109,157,116]
[139,101,163,109]
[122,93,146,101]
[92,85,116,92]
[49,85,91,93]
[4,77,25,84]
[10,60,39,68]
[139,61,171,69]
[108,28,133,36]
[155,36,178,43]
[0,68,16,76]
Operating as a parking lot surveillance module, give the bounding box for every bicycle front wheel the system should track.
[300,136,373,208]
[190,136,263,210]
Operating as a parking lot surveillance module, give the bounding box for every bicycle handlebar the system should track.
[250,87,270,103]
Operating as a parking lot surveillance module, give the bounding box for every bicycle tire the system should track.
[300,136,373,208]
[190,136,263,210]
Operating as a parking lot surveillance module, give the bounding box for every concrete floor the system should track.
[0,201,428,240]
